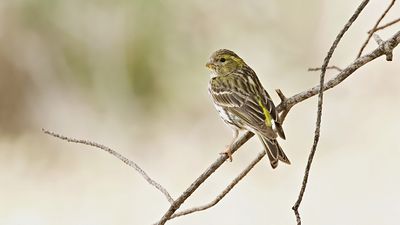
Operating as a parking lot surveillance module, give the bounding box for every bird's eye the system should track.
[219,58,226,63]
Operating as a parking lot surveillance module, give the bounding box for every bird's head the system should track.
[206,49,245,76]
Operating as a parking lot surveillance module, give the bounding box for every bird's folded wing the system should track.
[209,77,267,129]
[262,90,279,123]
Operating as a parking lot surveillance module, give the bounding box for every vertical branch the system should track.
[292,1,370,225]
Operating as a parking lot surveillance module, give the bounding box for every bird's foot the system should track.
[220,148,233,162]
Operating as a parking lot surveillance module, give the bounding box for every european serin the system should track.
[206,49,290,168]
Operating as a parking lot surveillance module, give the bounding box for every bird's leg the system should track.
[220,129,239,162]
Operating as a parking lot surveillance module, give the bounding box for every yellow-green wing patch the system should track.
[257,99,272,127]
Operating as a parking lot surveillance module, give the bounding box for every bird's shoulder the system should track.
[209,72,253,94]
[208,74,249,108]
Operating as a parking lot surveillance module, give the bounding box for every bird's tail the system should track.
[258,135,291,169]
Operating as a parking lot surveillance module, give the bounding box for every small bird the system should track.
[206,49,290,169]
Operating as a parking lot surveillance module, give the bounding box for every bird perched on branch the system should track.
[206,49,290,168]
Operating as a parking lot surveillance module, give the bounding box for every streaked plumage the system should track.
[206,49,290,168]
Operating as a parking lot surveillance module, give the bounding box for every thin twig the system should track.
[275,89,292,124]
[368,17,400,34]
[155,29,400,225]
[292,1,370,225]
[168,150,266,220]
[308,66,343,72]
[42,128,175,204]
[357,0,396,58]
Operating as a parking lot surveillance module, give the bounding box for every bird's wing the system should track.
[209,75,273,134]
[262,89,285,139]
[262,90,279,122]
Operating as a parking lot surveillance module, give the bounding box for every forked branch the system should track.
[357,0,396,58]
[167,150,266,221]
[43,29,400,225]
[368,17,400,33]
[42,28,400,225]
[156,29,400,225]
[43,1,400,223]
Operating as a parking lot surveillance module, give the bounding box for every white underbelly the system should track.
[214,105,232,123]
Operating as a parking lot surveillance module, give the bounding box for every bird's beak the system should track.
[206,62,214,69]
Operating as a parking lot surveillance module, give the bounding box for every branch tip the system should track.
[373,33,383,45]
[42,128,175,204]
[275,89,287,102]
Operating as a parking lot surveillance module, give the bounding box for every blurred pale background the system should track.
[1,0,399,225]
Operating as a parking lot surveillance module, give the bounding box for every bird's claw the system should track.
[220,148,233,162]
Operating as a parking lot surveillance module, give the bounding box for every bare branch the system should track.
[308,66,343,72]
[44,28,400,225]
[46,29,399,225]
[43,6,400,224]
[357,0,396,58]
[293,1,400,224]
[275,89,292,124]
[368,17,400,34]
[168,150,266,220]
[289,0,370,224]
[42,128,175,204]
[278,30,400,112]
[155,29,400,225]
[155,131,254,225]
